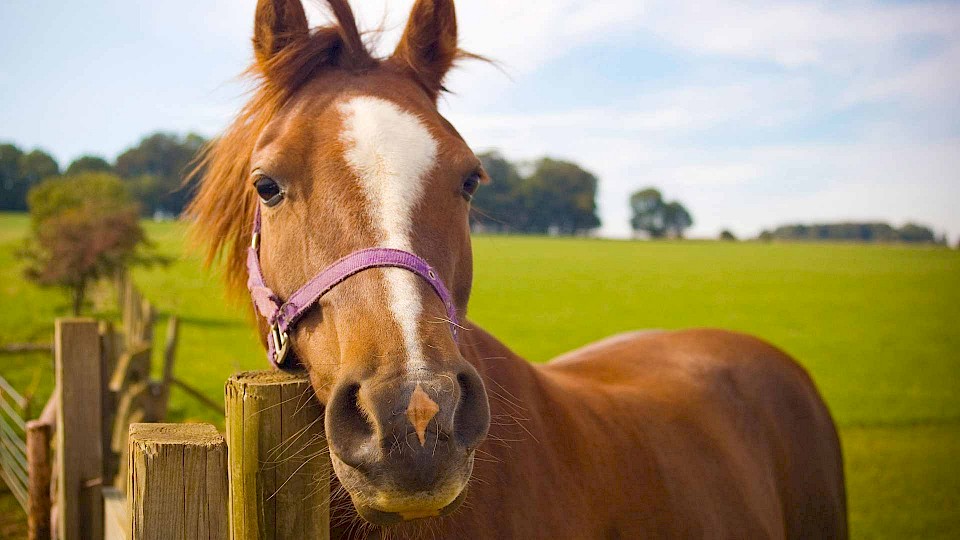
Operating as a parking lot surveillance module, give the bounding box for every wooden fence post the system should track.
[127,423,228,540]
[26,420,52,540]
[225,371,329,540]
[99,321,120,488]
[55,319,103,540]
[153,316,179,420]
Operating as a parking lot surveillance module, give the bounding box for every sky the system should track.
[1,0,958,241]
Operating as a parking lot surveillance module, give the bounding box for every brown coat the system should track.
[333,326,847,539]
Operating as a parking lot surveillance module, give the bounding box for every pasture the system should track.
[1,211,958,538]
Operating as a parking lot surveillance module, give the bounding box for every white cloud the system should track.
[637,1,960,67]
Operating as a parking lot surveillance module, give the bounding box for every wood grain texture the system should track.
[154,316,179,419]
[127,423,227,540]
[99,322,121,486]
[225,371,329,540]
[26,420,52,540]
[55,318,103,540]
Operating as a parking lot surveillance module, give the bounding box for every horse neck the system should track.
[457,320,549,424]
[457,320,530,376]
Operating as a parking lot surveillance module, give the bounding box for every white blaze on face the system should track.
[338,96,438,374]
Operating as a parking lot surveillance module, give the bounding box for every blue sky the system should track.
[2,0,958,240]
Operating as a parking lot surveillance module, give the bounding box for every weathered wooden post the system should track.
[26,419,52,540]
[127,423,228,540]
[225,371,330,540]
[153,316,180,420]
[55,318,104,540]
[99,321,120,489]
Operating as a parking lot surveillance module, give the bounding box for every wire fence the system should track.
[0,374,29,510]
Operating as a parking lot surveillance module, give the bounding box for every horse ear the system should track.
[392,0,458,101]
[253,0,309,65]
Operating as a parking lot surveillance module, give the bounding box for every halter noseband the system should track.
[246,206,460,368]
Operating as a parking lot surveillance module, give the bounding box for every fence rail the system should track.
[0,374,29,511]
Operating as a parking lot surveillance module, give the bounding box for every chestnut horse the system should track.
[189,0,847,537]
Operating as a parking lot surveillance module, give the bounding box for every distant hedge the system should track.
[758,222,943,244]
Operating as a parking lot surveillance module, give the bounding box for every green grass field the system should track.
[1,212,958,538]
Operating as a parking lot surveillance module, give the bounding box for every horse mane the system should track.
[186,0,378,300]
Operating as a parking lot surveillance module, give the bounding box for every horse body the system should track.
[335,326,846,539]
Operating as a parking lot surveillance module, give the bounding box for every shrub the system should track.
[19,173,161,314]
[719,229,737,241]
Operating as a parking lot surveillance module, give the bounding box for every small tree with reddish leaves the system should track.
[20,173,160,315]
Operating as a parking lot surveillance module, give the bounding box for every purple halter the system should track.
[246,206,460,368]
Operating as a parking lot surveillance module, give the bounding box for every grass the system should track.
[1,212,958,538]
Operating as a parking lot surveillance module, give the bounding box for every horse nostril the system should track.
[454,369,491,450]
[326,381,376,469]
[456,372,470,408]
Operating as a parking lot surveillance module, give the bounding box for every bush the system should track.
[19,173,160,314]
[719,230,738,241]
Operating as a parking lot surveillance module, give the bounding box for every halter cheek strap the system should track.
[246,206,460,368]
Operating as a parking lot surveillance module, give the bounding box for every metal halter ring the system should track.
[270,323,291,367]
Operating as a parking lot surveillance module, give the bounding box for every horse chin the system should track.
[331,451,474,526]
[352,487,469,526]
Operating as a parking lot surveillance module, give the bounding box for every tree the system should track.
[0,144,24,208]
[897,223,936,243]
[629,188,693,239]
[663,201,693,238]
[473,151,526,232]
[26,172,130,228]
[523,158,600,234]
[0,144,60,211]
[19,149,60,184]
[19,173,157,315]
[66,155,113,175]
[470,152,601,235]
[719,229,737,241]
[115,132,207,215]
[629,188,666,238]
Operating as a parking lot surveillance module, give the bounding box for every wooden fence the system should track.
[124,371,331,540]
[0,276,182,540]
[4,276,334,539]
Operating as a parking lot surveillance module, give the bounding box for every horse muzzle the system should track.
[325,363,489,525]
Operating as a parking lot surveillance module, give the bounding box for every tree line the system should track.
[471,153,695,237]
[3,134,951,247]
[1,132,207,216]
[758,222,947,244]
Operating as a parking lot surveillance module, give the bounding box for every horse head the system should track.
[190,0,490,525]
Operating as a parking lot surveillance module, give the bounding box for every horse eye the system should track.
[461,173,481,201]
[254,176,284,207]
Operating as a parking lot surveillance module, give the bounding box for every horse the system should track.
[188,0,847,537]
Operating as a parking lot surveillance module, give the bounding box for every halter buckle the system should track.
[270,322,290,367]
